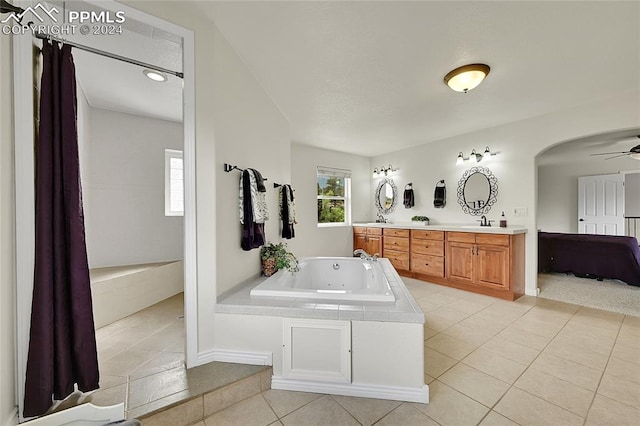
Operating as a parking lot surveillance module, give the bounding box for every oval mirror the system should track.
[375,178,398,215]
[456,167,498,215]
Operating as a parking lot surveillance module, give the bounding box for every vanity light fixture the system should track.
[143,69,168,82]
[373,164,398,177]
[444,63,490,93]
[456,147,497,165]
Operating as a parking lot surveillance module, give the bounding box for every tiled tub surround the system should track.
[215,258,428,403]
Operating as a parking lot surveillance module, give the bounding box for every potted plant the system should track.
[260,242,298,276]
[411,215,430,225]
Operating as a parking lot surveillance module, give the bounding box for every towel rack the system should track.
[224,163,268,180]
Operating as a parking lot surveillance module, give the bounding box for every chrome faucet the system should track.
[353,249,379,262]
[376,214,386,223]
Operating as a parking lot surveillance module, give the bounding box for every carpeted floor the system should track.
[538,272,640,317]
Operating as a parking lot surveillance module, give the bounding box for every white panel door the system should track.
[282,318,351,383]
[578,174,625,235]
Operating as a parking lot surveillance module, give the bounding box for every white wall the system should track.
[77,89,91,189]
[84,108,184,268]
[625,172,640,217]
[289,144,371,258]
[372,90,640,296]
[537,161,638,233]
[0,30,17,426]
[212,26,291,298]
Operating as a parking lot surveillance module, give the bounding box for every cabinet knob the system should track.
[425,263,429,266]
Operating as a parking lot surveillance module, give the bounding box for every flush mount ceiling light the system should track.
[444,63,490,93]
[143,69,168,82]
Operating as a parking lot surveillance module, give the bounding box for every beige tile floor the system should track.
[59,279,639,425]
[49,293,267,419]
[194,277,640,426]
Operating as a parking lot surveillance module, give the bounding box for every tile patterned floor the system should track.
[59,279,639,425]
[189,278,640,426]
[48,293,267,419]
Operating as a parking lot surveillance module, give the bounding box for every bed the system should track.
[538,231,640,287]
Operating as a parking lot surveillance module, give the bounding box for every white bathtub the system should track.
[250,257,396,302]
[90,261,183,328]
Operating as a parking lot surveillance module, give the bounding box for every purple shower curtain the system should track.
[23,41,99,417]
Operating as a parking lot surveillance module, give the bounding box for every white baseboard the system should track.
[197,349,273,366]
[272,377,429,404]
[3,408,17,426]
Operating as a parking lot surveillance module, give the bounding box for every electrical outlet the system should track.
[513,207,528,217]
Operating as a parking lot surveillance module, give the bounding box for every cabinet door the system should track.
[367,235,382,256]
[475,244,510,289]
[446,242,474,283]
[282,319,351,383]
[354,234,367,252]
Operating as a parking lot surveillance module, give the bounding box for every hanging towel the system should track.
[434,182,446,208]
[239,169,269,225]
[403,187,415,208]
[279,185,296,239]
[239,169,266,250]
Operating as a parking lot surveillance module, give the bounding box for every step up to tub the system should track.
[137,366,272,426]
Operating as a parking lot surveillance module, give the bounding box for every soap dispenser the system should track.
[500,211,507,228]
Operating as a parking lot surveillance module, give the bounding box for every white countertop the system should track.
[353,222,527,235]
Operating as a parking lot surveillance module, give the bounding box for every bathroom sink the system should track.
[459,225,491,229]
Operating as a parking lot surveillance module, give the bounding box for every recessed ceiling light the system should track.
[444,63,490,93]
[143,69,168,82]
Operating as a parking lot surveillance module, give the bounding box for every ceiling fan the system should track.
[590,136,640,160]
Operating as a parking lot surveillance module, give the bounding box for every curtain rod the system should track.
[34,31,184,79]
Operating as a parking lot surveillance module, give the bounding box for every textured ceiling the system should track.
[537,129,640,167]
[200,1,639,156]
[50,1,639,154]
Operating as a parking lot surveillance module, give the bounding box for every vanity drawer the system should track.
[384,236,409,251]
[411,240,444,256]
[411,230,445,241]
[384,249,409,271]
[367,227,382,236]
[411,253,444,277]
[447,232,476,243]
[383,228,410,238]
[353,226,367,235]
[476,233,510,246]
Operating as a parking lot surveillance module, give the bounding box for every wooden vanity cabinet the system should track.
[410,230,445,278]
[446,232,523,299]
[353,226,382,258]
[382,228,410,274]
[353,226,525,301]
